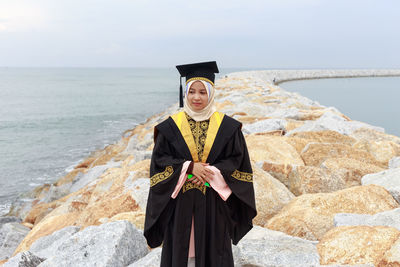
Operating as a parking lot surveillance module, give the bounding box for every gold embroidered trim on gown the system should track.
[150,166,173,187]
[185,112,209,162]
[231,169,253,182]
[182,181,207,195]
[183,113,209,194]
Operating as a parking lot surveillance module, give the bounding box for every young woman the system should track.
[144,61,256,267]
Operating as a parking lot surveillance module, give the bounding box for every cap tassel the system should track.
[179,76,183,108]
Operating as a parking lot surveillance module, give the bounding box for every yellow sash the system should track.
[171,111,224,163]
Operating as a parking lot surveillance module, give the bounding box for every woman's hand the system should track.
[191,162,214,185]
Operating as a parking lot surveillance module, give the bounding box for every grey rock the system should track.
[124,135,153,154]
[127,150,152,165]
[361,168,400,203]
[6,197,35,221]
[0,222,31,260]
[242,119,287,135]
[264,107,302,120]
[0,216,21,225]
[389,156,400,169]
[30,226,80,259]
[37,220,148,267]
[2,251,45,267]
[70,160,121,193]
[233,226,320,267]
[128,247,161,267]
[39,183,72,204]
[334,208,400,230]
[124,178,150,211]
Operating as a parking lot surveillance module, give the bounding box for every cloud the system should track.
[0,3,47,32]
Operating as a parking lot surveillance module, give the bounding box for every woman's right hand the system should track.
[191,162,214,185]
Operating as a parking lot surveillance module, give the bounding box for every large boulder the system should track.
[252,166,294,227]
[362,167,400,203]
[317,226,400,266]
[245,134,304,165]
[321,157,383,187]
[233,226,320,266]
[38,220,148,267]
[287,165,346,196]
[0,222,31,260]
[287,111,384,136]
[69,160,121,193]
[267,185,399,241]
[29,226,81,259]
[352,139,400,166]
[301,142,385,168]
[287,130,357,154]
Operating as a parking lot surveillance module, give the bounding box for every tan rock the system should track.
[54,168,86,186]
[290,130,356,145]
[30,184,51,199]
[14,212,81,254]
[126,159,150,178]
[215,100,234,110]
[252,166,294,227]
[317,226,400,266]
[284,136,309,155]
[353,139,400,166]
[245,134,304,165]
[254,130,284,137]
[74,157,96,169]
[91,153,114,167]
[262,161,293,188]
[351,127,400,145]
[285,120,305,132]
[23,201,58,225]
[321,157,384,187]
[379,237,400,266]
[267,185,399,240]
[287,166,346,196]
[284,131,355,157]
[108,211,145,230]
[21,222,33,229]
[237,116,265,124]
[296,109,325,121]
[301,143,385,168]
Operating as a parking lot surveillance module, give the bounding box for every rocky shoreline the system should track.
[2,71,400,266]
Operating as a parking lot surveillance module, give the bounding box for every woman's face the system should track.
[187,81,208,111]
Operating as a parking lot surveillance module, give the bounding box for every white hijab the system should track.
[183,80,216,122]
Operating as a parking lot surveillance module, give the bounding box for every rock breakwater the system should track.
[2,71,400,266]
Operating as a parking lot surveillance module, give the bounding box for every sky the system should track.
[0,0,399,68]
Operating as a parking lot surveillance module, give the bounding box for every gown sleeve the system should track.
[213,127,257,245]
[144,130,186,248]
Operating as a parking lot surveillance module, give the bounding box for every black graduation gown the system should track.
[144,112,256,267]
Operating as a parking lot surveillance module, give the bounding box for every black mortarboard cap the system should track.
[176,61,219,108]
